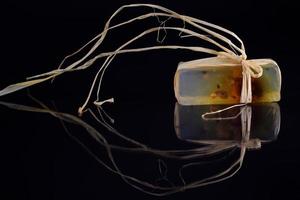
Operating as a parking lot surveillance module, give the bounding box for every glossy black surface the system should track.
[1,1,299,199]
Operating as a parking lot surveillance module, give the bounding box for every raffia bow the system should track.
[240,59,263,103]
[218,51,264,104]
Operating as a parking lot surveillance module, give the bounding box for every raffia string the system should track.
[0,4,265,115]
[201,52,263,118]
[0,99,253,196]
[240,57,263,103]
[214,51,264,103]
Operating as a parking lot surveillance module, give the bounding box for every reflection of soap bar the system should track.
[174,103,280,144]
[174,57,281,105]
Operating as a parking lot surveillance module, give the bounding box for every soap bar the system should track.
[174,57,281,105]
[174,103,280,144]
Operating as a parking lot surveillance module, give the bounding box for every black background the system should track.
[1,0,299,199]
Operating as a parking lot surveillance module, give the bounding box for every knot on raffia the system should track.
[219,52,264,104]
[239,58,263,103]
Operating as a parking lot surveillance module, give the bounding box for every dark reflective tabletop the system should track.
[1,1,298,199]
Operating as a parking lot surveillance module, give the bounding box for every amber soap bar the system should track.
[174,57,281,105]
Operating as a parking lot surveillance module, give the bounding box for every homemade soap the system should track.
[174,57,281,105]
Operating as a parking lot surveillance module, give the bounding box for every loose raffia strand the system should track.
[0,3,264,116]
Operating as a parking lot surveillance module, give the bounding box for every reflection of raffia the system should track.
[0,4,268,116]
[0,99,259,196]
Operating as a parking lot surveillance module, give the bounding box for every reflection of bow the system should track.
[202,104,262,150]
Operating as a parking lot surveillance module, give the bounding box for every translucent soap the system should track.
[174,103,280,144]
[174,57,281,105]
